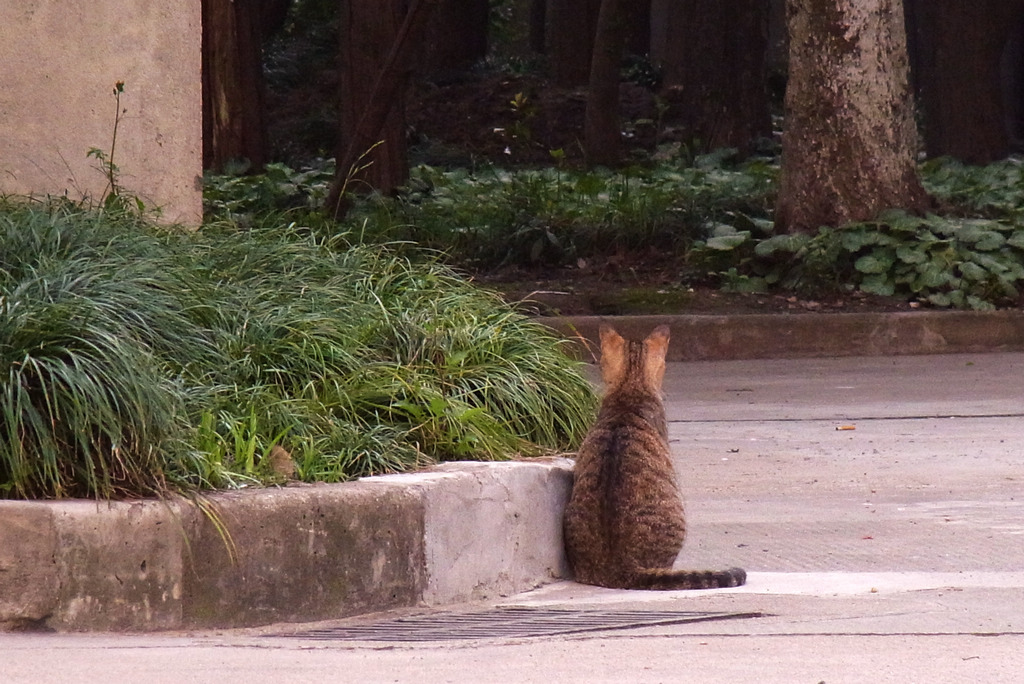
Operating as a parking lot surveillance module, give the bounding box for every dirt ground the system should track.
[406,71,675,168]
[475,269,919,317]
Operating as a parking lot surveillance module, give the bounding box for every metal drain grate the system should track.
[275,607,762,642]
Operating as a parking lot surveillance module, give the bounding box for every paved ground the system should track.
[4,352,1024,683]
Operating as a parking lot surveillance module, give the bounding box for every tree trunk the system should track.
[907,0,1024,163]
[776,0,927,234]
[202,0,271,172]
[546,0,603,86]
[651,0,770,154]
[327,0,439,218]
[584,0,628,166]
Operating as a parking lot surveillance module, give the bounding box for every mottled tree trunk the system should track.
[584,0,628,166]
[328,0,438,218]
[907,0,1024,163]
[650,0,771,154]
[776,0,927,234]
[336,0,407,198]
[202,0,271,172]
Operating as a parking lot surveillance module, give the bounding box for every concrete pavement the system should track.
[3,350,1024,682]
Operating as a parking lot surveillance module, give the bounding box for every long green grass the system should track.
[347,156,777,268]
[0,200,195,498]
[203,152,778,269]
[0,199,596,499]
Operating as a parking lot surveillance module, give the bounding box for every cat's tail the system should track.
[631,566,746,590]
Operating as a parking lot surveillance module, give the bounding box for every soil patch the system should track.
[474,261,919,318]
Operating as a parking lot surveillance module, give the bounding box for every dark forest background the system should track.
[203,0,1024,180]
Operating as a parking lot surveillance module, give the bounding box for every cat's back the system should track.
[564,324,685,586]
[574,377,680,514]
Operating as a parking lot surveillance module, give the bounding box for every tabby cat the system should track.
[563,324,746,590]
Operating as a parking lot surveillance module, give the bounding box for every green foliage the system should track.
[920,156,1024,216]
[692,209,1024,310]
[204,152,1024,311]
[0,199,597,499]
[204,150,777,270]
[376,154,774,268]
[621,54,662,90]
[86,81,145,216]
[685,155,1024,309]
[172,222,596,482]
[0,200,194,498]
[204,160,336,220]
[203,150,776,270]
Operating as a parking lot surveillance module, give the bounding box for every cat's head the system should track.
[598,324,670,392]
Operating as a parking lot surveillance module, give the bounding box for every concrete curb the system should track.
[0,460,572,632]
[5,310,1024,633]
[541,310,1024,361]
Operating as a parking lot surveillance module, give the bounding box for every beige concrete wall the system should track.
[0,2,202,224]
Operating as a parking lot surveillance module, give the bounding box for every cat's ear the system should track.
[599,324,627,386]
[643,325,670,389]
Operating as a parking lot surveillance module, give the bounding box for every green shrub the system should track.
[173,222,597,481]
[0,200,597,499]
[691,209,1024,309]
[920,156,1024,216]
[362,155,776,268]
[0,200,195,498]
[203,153,1024,309]
[203,151,778,270]
[687,156,1024,308]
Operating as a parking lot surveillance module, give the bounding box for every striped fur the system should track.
[563,324,746,590]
